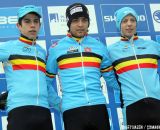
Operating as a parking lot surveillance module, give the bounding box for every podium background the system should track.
[0,0,160,130]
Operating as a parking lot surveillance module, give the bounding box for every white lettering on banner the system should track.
[104,15,145,22]
[104,16,116,22]
[70,7,83,15]
[0,16,17,24]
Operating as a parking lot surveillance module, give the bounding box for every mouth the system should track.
[29,30,37,33]
[77,29,85,32]
[126,29,133,33]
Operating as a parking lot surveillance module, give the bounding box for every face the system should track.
[121,15,137,39]
[17,13,41,40]
[69,17,89,38]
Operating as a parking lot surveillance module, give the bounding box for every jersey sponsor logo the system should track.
[84,47,91,52]
[51,42,58,48]
[67,46,79,53]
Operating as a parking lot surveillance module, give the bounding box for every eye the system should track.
[122,19,127,23]
[72,19,78,23]
[130,18,136,22]
[34,19,39,23]
[24,19,30,23]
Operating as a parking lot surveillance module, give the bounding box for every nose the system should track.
[127,20,132,26]
[30,21,36,27]
[77,19,83,26]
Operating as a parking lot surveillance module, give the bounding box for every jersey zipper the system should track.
[33,40,40,105]
[130,37,148,97]
[79,41,90,104]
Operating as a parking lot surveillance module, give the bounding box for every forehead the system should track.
[72,16,87,20]
[122,14,136,20]
[22,13,40,20]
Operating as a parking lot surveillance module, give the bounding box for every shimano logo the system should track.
[104,15,146,22]
[0,16,17,24]
[153,10,160,23]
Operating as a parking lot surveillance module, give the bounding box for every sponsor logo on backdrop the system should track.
[153,10,160,23]
[48,5,98,35]
[100,4,149,33]
[150,4,160,31]
[0,7,44,38]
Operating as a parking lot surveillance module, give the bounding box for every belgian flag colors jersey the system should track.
[108,36,160,108]
[46,35,119,113]
[0,36,59,112]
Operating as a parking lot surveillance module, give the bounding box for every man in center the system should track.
[46,3,119,130]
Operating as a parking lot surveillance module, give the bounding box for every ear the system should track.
[16,23,21,29]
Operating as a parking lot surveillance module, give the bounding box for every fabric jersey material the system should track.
[0,36,59,112]
[46,35,119,112]
[108,36,160,123]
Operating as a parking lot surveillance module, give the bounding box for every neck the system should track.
[121,34,138,41]
[67,33,84,43]
[19,34,36,45]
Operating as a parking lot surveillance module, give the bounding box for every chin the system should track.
[29,36,37,40]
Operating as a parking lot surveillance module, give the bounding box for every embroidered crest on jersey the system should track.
[51,42,58,48]
[67,46,79,53]
[84,47,91,52]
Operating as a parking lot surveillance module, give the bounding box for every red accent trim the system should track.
[19,37,36,45]
[13,64,46,73]
[121,36,138,41]
[59,62,100,69]
[116,63,158,74]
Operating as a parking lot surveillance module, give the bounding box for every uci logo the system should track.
[0,16,17,24]
[153,10,160,23]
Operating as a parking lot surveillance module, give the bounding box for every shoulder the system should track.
[50,37,68,49]
[0,40,17,48]
[86,36,106,47]
[139,38,159,45]
[107,41,121,51]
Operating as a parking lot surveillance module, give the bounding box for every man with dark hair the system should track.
[0,5,60,130]
[108,7,160,129]
[46,3,119,130]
